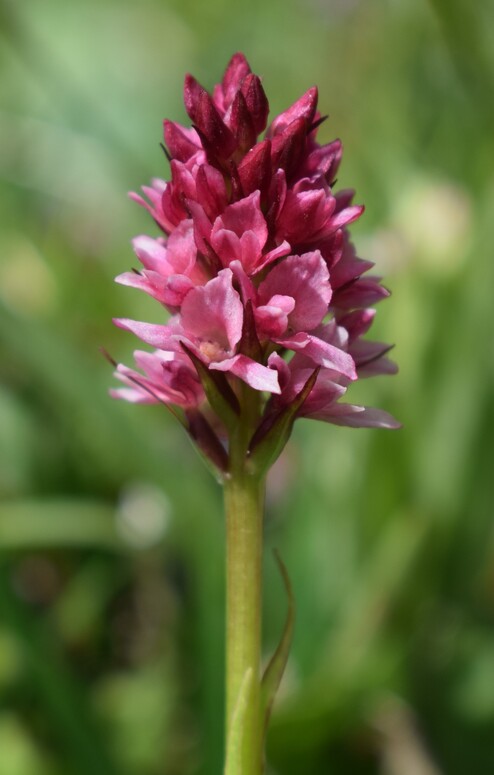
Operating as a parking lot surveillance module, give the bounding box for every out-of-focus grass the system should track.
[0,0,493,773]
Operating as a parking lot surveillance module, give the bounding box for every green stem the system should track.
[224,471,264,774]
[224,386,265,775]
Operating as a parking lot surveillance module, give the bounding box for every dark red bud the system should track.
[265,168,287,229]
[221,52,252,95]
[184,74,237,160]
[237,139,272,198]
[229,161,245,201]
[195,165,227,221]
[325,139,343,183]
[270,117,307,179]
[268,86,318,137]
[228,90,257,151]
[241,74,270,135]
[163,120,199,162]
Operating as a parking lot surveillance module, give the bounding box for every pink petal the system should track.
[165,220,198,274]
[267,352,291,390]
[329,204,364,231]
[276,332,357,380]
[239,230,263,273]
[276,187,335,243]
[255,295,295,338]
[180,269,243,353]
[253,240,291,274]
[110,387,155,404]
[212,191,267,247]
[309,404,401,429]
[113,318,180,350]
[334,278,390,308]
[229,260,256,304]
[258,251,332,332]
[211,355,281,394]
[338,309,376,339]
[210,228,242,267]
[132,236,171,273]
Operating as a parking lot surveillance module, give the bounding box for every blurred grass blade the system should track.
[0,561,120,775]
[0,499,121,550]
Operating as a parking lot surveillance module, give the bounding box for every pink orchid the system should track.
[115,220,208,308]
[115,269,280,395]
[268,352,399,429]
[111,349,203,407]
[128,178,173,233]
[113,53,398,475]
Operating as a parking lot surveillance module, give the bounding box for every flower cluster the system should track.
[112,54,398,473]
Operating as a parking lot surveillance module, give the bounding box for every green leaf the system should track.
[261,551,295,740]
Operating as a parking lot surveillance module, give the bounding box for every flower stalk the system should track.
[223,383,264,773]
[224,468,264,774]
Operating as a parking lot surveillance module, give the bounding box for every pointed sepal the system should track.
[181,342,240,428]
[261,550,295,737]
[247,367,319,477]
[239,299,263,362]
[185,409,228,480]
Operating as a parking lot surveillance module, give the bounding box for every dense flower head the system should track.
[113,53,399,475]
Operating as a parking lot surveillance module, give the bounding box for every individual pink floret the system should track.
[110,349,203,407]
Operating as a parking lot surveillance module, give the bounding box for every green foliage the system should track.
[0,0,493,772]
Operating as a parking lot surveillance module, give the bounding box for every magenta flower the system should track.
[112,52,399,474]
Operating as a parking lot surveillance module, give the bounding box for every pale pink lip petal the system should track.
[110,386,155,404]
[276,332,357,381]
[211,355,281,394]
[180,269,243,353]
[132,235,171,273]
[113,319,179,350]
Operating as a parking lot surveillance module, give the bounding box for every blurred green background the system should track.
[1,0,493,773]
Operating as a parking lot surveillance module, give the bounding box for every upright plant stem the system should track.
[224,387,265,775]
